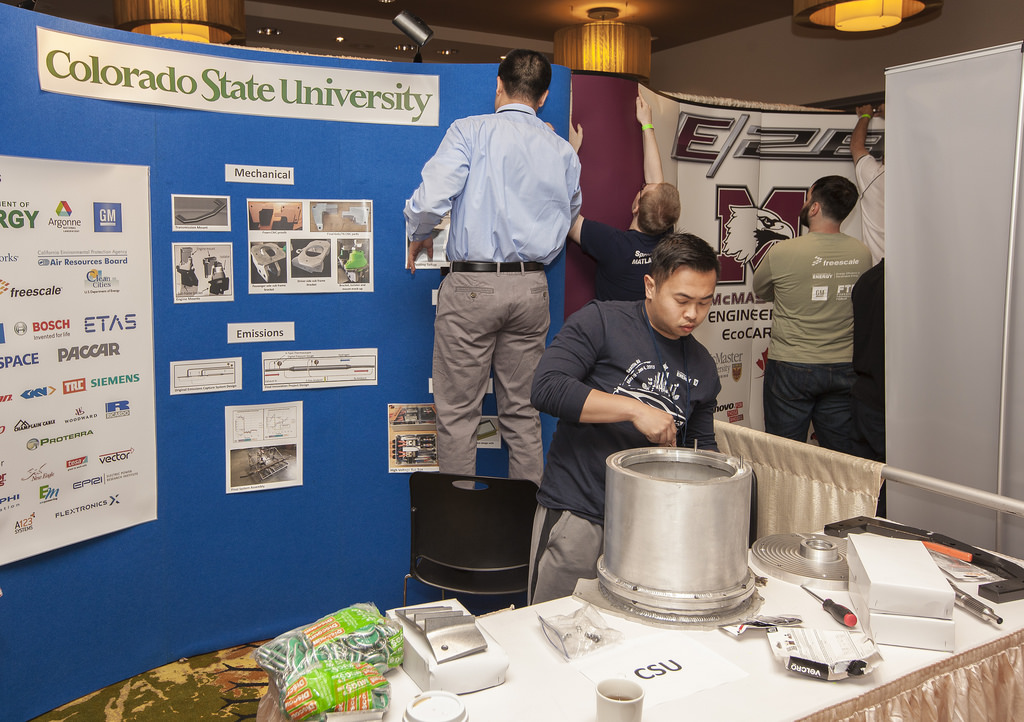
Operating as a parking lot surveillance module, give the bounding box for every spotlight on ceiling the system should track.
[793,0,943,32]
[392,10,433,63]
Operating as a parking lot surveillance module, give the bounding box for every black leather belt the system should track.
[450,261,544,273]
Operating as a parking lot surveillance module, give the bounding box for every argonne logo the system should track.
[55,201,72,217]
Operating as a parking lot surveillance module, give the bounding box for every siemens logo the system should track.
[90,373,140,388]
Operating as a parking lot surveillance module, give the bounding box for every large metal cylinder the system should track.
[597,447,755,619]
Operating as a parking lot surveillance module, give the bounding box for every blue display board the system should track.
[0,6,568,719]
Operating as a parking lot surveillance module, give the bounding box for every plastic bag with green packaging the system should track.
[281,659,391,721]
[256,603,403,686]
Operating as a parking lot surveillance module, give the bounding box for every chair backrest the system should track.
[409,472,536,574]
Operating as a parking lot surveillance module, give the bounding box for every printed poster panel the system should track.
[225,401,302,493]
[247,199,373,294]
[0,154,156,565]
[172,242,234,302]
[663,101,876,430]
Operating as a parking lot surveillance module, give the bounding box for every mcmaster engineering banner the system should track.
[0,154,156,565]
[663,98,882,430]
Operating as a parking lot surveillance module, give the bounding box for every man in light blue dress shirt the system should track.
[404,49,582,484]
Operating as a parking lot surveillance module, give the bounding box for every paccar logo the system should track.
[716,186,805,284]
[73,475,104,489]
[94,202,122,233]
[57,343,120,362]
[14,512,34,534]
[105,400,130,418]
[21,385,56,399]
[66,455,88,470]
[33,319,70,332]
[84,314,136,333]
[63,378,87,394]
[1,352,39,370]
[99,447,134,464]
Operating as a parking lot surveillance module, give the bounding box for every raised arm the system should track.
[851,104,876,163]
[637,92,664,185]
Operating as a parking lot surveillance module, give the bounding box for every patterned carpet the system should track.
[29,642,270,722]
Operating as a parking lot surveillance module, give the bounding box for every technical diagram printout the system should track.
[225,401,303,494]
[171,194,231,232]
[262,348,378,391]
[387,403,439,473]
[247,198,373,294]
[172,242,233,302]
[170,357,243,395]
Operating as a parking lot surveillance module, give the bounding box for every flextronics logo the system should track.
[50,201,82,231]
[54,494,119,518]
[94,203,122,233]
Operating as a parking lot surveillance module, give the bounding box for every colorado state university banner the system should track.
[0,154,156,565]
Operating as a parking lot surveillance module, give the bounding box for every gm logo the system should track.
[94,203,122,233]
[105,400,130,418]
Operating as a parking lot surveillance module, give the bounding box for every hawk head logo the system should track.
[721,205,794,267]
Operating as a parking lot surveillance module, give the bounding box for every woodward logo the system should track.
[99,447,134,464]
[57,343,120,362]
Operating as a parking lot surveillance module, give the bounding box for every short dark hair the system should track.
[498,49,551,105]
[637,183,681,236]
[649,233,720,284]
[809,175,858,223]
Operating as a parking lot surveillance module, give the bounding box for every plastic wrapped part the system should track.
[765,627,882,682]
[255,603,403,720]
[282,660,390,721]
[538,604,624,660]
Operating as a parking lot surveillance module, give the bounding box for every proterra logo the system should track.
[50,201,82,232]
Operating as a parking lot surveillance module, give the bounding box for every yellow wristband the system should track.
[641,123,654,130]
[859,113,872,120]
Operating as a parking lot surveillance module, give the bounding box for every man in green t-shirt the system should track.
[752,175,872,453]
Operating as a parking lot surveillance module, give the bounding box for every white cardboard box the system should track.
[849,600,956,651]
[847,534,954,619]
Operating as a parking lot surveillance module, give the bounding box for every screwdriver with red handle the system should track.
[801,586,858,627]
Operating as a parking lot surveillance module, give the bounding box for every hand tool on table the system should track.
[801,585,858,627]
[947,579,1003,625]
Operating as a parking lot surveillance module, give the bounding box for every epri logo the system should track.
[715,186,806,284]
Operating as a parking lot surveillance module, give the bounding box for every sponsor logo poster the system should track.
[668,104,873,429]
[0,154,156,565]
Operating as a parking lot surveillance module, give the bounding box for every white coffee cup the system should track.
[596,678,644,722]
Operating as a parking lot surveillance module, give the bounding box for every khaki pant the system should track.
[528,504,603,605]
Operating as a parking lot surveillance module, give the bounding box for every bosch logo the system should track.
[33,320,70,332]
[84,313,136,333]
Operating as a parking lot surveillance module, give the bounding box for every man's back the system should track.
[753,231,871,364]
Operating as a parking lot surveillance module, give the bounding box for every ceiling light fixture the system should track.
[257,27,281,36]
[436,49,458,56]
[114,0,245,44]
[554,7,651,81]
[793,0,943,32]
